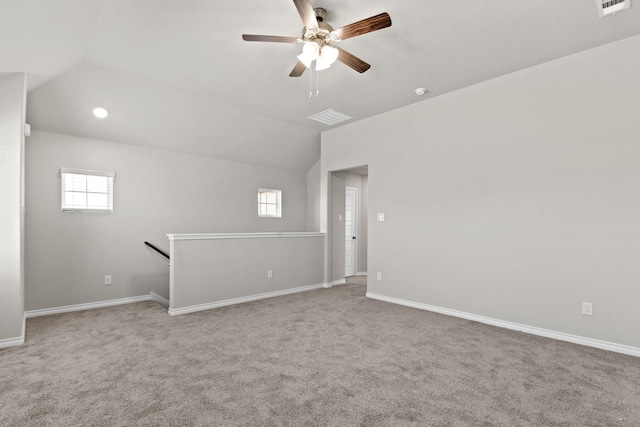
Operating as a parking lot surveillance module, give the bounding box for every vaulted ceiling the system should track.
[2,0,639,171]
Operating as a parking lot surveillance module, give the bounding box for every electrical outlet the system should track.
[104,275,112,285]
[267,270,273,279]
[376,272,382,281]
[582,302,593,316]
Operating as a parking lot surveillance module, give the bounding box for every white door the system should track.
[345,187,357,277]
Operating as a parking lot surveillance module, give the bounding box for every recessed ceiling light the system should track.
[92,107,109,118]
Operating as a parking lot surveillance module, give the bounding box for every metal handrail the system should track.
[144,241,170,260]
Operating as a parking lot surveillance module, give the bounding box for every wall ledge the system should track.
[366,292,640,358]
[167,232,325,241]
[169,283,325,316]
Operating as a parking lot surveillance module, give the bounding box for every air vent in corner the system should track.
[308,109,353,126]
[597,0,631,17]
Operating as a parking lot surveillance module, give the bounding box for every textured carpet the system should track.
[1,277,639,426]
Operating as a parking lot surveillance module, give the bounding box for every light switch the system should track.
[377,213,385,222]
[338,214,343,221]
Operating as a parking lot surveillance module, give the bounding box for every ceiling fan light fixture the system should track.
[242,3,391,77]
[297,53,313,68]
[315,61,331,71]
[315,56,331,71]
[297,42,319,68]
[315,45,339,71]
[323,45,339,63]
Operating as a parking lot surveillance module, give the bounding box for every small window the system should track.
[258,189,281,218]
[61,168,115,213]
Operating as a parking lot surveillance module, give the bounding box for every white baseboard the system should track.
[0,315,25,349]
[150,292,170,309]
[323,279,347,288]
[0,335,24,349]
[24,295,151,318]
[366,292,640,358]
[356,272,368,276]
[169,283,325,316]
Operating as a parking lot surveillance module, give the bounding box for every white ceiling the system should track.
[2,0,639,171]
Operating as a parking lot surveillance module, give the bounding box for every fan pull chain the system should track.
[307,64,322,98]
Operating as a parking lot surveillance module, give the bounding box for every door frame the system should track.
[324,167,368,287]
[345,186,358,277]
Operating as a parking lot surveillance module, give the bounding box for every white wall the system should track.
[321,35,640,349]
[25,131,308,311]
[0,73,26,346]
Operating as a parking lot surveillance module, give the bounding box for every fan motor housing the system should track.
[302,8,334,44]
[314,7,327,22]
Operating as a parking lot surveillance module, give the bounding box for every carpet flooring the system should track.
[1,277,639,426]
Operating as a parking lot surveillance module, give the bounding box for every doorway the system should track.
[327,166,368,285]
[345,187,358,277]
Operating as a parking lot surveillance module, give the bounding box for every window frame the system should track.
[60,168,115,213]
[257,188,282,218]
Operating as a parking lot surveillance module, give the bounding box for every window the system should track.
[61,168,115,213]
[258,189,281,217]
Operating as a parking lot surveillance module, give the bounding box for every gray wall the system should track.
[321,35,640,348]
[0,73,26,345]
[25,130,308,310]
[306,159,321,231]
[169,234,324,311]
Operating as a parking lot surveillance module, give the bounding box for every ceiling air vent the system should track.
[308,109,353,126]
[597,0,631,17]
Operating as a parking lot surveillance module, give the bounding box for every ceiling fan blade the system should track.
[289,60,307,77]
[293,0,319,30]
[242,34,299,43]
[336,47,371,73]
[332,12,392,41]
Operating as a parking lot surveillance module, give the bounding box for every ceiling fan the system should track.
[242,0,392,77]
